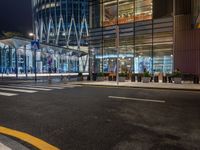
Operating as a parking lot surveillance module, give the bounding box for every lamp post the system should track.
[24,45,27,79]
[29,33,38,82]
[116,25,119,85]
[173,0,176,72]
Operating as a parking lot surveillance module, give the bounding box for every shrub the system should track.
[78,72,83,76]
[143,71,151,77]
[172,70,182,78]
[119,72,127,77]
[97,72,104,77]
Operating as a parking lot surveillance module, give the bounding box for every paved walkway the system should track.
[0,134,30,150]
[78,81,200,91]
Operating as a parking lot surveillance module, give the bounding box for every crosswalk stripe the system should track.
[0,88,37,93]
[19,85,64,90]
[0,92,18,97]
[62,85,82,88]
[0,85,52,91]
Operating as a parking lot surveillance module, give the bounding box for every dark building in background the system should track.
[89,0,200,76]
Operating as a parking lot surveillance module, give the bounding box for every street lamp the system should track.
[29,33,38,82]
[115,25,119,85]
[29,33,35,37]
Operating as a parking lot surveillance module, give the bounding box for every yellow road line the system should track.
[0,126,60,150]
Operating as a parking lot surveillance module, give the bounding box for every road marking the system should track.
[22,85,64,90]
[0,85,52,91]
[108,96,166,103]
[0,126,60,150]
[0,142,11,150]
[62,85,82,88]
[0,92,18,97]
[0,88,37,93]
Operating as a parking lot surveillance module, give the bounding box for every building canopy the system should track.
[0,37,88,57]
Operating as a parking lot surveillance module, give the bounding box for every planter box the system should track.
[131,75,136,82]
[119,77,126,82]
[174,77,182,84]
[154,76,159,82]
[137,76,142,82]
[97,77,104,81]
[142,77,151,83]
[162,76,167,83]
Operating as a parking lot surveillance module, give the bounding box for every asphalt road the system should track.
[0,83,200,150]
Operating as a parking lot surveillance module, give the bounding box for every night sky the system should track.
[0,0,32,35]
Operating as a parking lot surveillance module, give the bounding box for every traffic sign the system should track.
[31,40,40,50]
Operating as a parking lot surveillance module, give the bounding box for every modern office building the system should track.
[32,0,89,49]
[31,0,89,73]
[89,0,200,76]
[0,0,89,75]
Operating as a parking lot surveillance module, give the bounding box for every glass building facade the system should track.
[0,38,88,75]
[32,0,89,50]
[89,0,174,75]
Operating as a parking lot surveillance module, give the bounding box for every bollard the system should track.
[193,75,199,84]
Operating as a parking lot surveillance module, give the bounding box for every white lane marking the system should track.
[10,85,64,90]
[26,85,64,90]
[0,85,52,91]
[0,92,18,97]
[0,142,12,150]
[0,88,37,93]
[62,85,82,88]
[108,96,166,103]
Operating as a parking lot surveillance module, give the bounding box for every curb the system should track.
[76,83,200,92]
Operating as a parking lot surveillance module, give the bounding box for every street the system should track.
[0,83,200,150]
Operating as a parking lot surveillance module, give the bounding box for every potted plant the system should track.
[142,71,151,83]
[119,72,127,82]
[97,72,105,81]
[77,72,83,81]
[172,70,182,84]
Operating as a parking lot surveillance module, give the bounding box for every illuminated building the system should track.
[89,0,200,76]
[32,0,89,50]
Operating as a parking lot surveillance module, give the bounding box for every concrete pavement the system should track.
[77,81,200,91]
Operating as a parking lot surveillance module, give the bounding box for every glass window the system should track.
[118,0,134,24]
[102,0,118,26]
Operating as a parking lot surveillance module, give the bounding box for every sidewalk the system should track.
[0,134,30,150]
[77,81,200,91]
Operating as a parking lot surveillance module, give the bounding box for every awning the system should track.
[0,36,88,57]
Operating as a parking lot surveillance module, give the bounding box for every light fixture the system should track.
[29,33,34,37]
